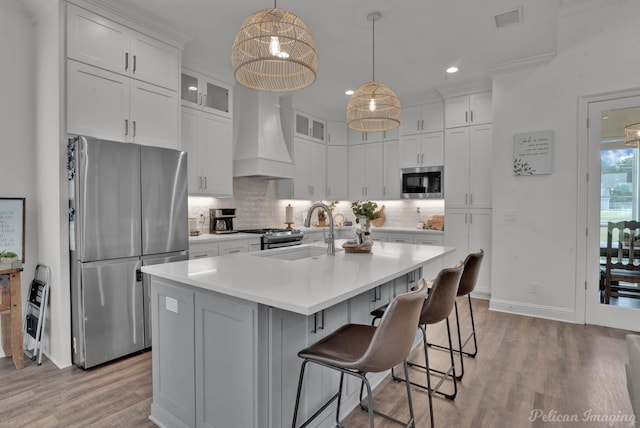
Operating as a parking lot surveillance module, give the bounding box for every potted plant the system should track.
[314,201,339,226]
[351,200,381,233]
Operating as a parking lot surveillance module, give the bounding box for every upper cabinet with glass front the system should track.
[181,69,232,118]
[295,112,325,142]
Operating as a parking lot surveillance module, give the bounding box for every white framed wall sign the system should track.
[0,198,25,262]
[513,130,553,176]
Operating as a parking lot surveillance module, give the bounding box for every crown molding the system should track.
[488,52,557,76]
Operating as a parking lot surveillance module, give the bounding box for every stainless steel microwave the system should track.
[401,166,444,199]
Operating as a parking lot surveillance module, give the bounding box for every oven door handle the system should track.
[265,240,303,249]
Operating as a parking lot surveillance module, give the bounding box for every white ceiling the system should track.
[26,0,563,119]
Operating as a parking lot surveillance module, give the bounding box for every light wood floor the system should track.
[0,299,635,428]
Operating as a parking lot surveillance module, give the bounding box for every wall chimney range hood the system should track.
[233,86,294,179]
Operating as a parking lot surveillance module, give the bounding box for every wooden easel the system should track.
[0,268,23,369]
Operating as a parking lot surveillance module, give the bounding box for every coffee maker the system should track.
[210,208,237,234]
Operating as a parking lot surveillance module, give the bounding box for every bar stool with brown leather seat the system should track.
[371,263,464,428]
[291,281,428,428]
[427,249,484,380]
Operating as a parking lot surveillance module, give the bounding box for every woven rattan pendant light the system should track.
[625,123,640,147]
[232,1,318,92]
[347,12,401,132]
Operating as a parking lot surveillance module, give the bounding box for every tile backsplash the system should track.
[188,177,444,233]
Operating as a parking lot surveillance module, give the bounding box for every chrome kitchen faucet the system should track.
[304,203,335,255]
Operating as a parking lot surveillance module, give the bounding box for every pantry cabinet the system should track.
[67,59,179,149]
[399,131,444,168]
[443,208,492,295]
[399,102,444,136]
[348,143,383,200]
[383,140,401,199]
[326,121,348,145]
[67,3,180,91]
[444,125,492,209]
[444,92,492,128]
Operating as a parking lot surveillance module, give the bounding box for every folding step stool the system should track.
[23,264,51,365]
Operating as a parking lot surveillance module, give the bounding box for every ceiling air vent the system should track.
[494,6,523,28]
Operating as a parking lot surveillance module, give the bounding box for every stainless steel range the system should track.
[240,228,304,250]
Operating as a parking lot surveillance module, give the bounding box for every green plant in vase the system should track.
[351,200,381,232]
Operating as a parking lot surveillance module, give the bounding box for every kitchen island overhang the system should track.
[142,240,454,428]
[142,240,455,316]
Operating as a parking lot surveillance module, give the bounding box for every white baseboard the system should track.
[489,298,578,323]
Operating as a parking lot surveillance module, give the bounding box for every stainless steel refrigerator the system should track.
[69,136,188,368]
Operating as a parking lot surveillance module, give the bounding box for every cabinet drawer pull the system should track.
[319,310,325,330]
[469,193,473,205]
[125,52,129,71]
[421,153,424,164]
[203,94,207,106]
[133,55,137,73]
[203,176,207,189]
[125,119,129,136]
[193,254,208,259]
[470,110,473,122]
[228,249,241,253]
[421,119,424,130]
[133,120,136,137]
[465,111,468,123]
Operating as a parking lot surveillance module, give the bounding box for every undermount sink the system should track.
[256,246,342,261]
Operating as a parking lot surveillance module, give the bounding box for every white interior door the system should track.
[585,95,640,329]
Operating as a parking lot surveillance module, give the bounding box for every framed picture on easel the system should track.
[0,198,25,263]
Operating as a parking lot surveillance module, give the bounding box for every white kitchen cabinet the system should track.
[295,111,325,142]
[444,208,492,295]
[400,102,444,136]
[67,3,179,91]
[189,237,260,260]
[348,127,399,144]
[194,291,258,428]
[348,143,383,200]
[383,140,401,199]
[445,92,492,128]
[181,105,232,196]
[302,230,325,245]
[399,131,444,168]
[305,301,350,426]
[180,69,231,117]
[219,240,249,254]
[292,138,326,199]
[387,232,413,244]
[189,241,219,259]
[326,121,348,145]
[67,59,179,149]
[444,125,492,209]
[369,231,388,242]
[413,234,444,246]
[326,145,349,200]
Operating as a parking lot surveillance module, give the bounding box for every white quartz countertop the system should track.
[143,240,454,315]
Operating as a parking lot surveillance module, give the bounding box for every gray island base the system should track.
[142,240,454,428]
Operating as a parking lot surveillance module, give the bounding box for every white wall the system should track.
[490,0,640,321]
[33,0,70,367]
[0,1,37,358]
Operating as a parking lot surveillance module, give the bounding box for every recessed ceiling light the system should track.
[345,90,354,95]
[446,67,459,74]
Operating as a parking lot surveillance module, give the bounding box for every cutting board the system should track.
[371,205,386,227]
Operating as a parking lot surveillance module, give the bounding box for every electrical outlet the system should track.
[504,209,517,220]
[530,281,539,294]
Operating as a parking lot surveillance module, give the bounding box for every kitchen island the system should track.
[142,240,454,428]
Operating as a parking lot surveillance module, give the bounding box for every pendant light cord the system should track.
[372,17,375,82]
